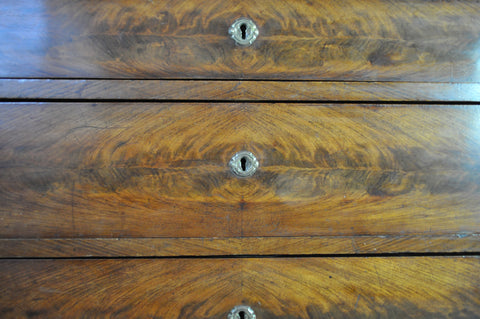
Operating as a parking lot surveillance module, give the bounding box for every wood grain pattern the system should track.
[2,79,480,102]
[1,102,480,242]
[1,0,480,81]
[0,257,478,318]
[0,235,479,258]
[0,258,241,319]
[242,257,480,319]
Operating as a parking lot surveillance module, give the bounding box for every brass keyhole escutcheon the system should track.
[229,151,259,177]
[228,18,259,46]
[228,305,256,319]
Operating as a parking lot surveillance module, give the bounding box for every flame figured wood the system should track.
[0,257,478,318]
[2,80,480,102]
[2,1,479,316]
[1,0,480,81]
[1,236,479,258]
[1,102,479,253]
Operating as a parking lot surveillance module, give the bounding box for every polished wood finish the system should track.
[1,102,479,245]
[0,258,240,319]
[2,0,479,317]
[1,235,479,258]
[2,79,480,102]
[1,0,480,81]
[0,257,478,318]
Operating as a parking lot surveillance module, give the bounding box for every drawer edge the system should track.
[1,235,479,258]
[1,80,480,102]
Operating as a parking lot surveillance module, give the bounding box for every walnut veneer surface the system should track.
[1,0,480,81]
[0,0,479,318]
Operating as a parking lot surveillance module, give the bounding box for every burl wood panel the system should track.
[0,257,479,318]
[1,0,480,81]
[1,103,480,246]
[2,80,480,102]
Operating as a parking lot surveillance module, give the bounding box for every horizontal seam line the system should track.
[1,252,480,260]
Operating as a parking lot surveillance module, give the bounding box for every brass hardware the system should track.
[228,305,256,319]
[229,151,259,177]
[228,18,259,46]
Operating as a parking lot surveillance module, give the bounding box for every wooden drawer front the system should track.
[0,257,478,318]
[1,102,479,246]
[1,0,480,81]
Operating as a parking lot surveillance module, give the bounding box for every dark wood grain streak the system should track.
[2,80,480,102]
[0,236,478,257]
[1,103,480,241]
[1,0,480,81]
[0,257,478,318]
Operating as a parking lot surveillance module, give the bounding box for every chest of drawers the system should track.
[1,1,479,318]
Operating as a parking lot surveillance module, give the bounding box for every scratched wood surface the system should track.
[0,257,478,318]
[2,80,480,102]
[1,0,480,81]
[1,102,479,251]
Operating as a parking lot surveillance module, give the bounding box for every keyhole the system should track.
[229,151,258,177]
[240,157,248,171]
[228,305,255,319]
[240,23,247,40]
